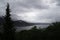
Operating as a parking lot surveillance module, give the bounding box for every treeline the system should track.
[16,22,60,40]
[0,22,60,40]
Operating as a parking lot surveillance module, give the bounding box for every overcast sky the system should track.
[0,0,60,23]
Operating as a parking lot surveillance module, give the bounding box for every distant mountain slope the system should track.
[14,20,50,27]
[0,17,50,27]
[13,20,34,27]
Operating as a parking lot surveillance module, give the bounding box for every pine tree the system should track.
[3,3,15,40]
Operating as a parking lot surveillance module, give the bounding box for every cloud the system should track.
[0,0,60,23]
[55,0,60,6]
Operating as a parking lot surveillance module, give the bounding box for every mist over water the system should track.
[16,24,49,31]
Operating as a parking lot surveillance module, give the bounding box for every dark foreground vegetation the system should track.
[16,22,60,40]
[0,3,60,40]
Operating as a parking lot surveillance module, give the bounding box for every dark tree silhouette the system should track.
[16,22,60,40]
[3,3,15,40]
[44,22,60,40]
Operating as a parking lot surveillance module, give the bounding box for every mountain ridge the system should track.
[0,17,50,27]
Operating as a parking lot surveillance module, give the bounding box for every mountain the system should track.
[13,20,50,27]
[0,17,34,27]
[13,20,34,27]
[0,17,50,27]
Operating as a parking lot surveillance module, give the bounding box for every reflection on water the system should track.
[16,24,49,31]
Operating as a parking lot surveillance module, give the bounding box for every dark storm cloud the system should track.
[0,0,50,15]
[11,0,48,9]
[8,0,49,15]
[19,0,48,9]
[55,0,60,6]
